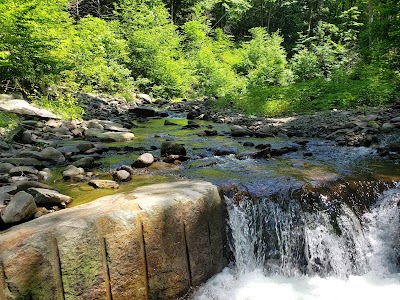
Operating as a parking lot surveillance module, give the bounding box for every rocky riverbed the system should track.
[1,93,400,229]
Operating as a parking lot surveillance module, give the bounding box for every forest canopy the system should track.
[0,0,399,117]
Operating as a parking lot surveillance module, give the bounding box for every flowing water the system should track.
[190,183,400,300]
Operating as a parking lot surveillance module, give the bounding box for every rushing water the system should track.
[191,184,400,300]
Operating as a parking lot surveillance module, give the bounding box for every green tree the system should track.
[0,0,72,92]
[116,0,193,98]
[60,16,133,95]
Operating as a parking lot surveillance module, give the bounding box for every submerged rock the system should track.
[161,141,187,156]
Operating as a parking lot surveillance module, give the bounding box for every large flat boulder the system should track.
[0,96,60,119]
[0,180,226,300]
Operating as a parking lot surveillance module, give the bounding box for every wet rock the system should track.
[164,120,178,126]
[0,191,37,224]
[183,120,200,129]
[8,166,38,177]
[72,156,96,168]
[203,130,218,136]
[0,163,14,174]
[230,125,249,137]
[388,142,400,154]
[132,153,155,168]
[129,106,156,117]
[41,147,66,163]
[271,146,299,156]
[211,146,237,156]
[112,170,131,182]
[243,142,255,147]
[161,141,187,156]
[28,188,72,205]
[88,180,119,189]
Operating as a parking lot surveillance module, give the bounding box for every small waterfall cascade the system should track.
[228,182,399,277]
[192,181,400,300]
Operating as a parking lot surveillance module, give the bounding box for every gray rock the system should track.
[41,147,65,163]
[0,140,10,150]
[88,180,119,189]
[62,165,85,180]
[38,168,52,181]
[0,162,14,174]
[56,145,81,154]
[0,98,60,119]
[117,165,135,175]
[0,158,46,167]
[15,181,57,193]
[230,125,249,137]
[75,142,95,152]
[137,93,152,104]
[390,116,400,123]
[9,166,38,177]
[113,170,131,182]
[132,153,154,168]
[72,156,95,168]
[28,188,72,205]
[0,185,17,195]
[84,128,135,142]
[1,191,37,224]
[21,131,33,144]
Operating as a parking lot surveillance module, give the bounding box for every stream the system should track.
[52,116,400,299]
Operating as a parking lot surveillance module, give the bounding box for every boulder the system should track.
[0,191,37,224]
[38,168,51,181]
[0,98,60,119]
[129,106,156,118]
[88,180,119,189]
[132,153,154,168]
[0,163,14,174]
[137,93,152,104]
[230,125,249,137]
[388,142,400,153]
[0,181,225,300]
[41,147,65,163]
[28,188,71,205]
[62,165,85,181]
[161,141,187,156]
[0,141,10,150]
[72,156,95,168]
[84,128,134,142]
[0,185,17,195]
[8,166,38,177]
[112,170,131,182]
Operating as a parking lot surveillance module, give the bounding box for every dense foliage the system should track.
[0,0,398,118]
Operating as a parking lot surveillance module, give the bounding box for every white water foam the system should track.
[191,185,400,300]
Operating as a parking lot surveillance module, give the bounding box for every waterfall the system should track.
[191,182,400,300]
